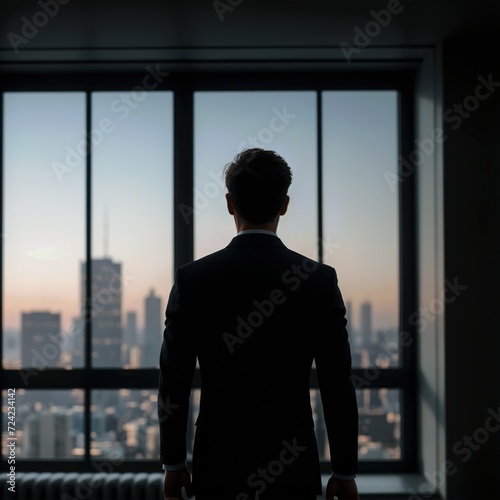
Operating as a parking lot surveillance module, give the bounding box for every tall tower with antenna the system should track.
[80,205,123,367]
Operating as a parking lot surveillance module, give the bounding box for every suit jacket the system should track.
[158,233,358,498]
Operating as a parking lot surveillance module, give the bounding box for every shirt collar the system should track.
[236,229,278,237]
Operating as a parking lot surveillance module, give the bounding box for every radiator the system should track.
[4,472,165,500]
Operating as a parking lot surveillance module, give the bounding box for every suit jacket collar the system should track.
[226,233,287,249]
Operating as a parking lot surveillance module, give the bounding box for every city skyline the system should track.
[3,90,399,337]
[7,255,397,369]
[2,386,400,462]
[4,248,400,460]
[9,256,164,369]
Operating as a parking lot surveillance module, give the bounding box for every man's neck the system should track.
[235,218,279,233]
[237,225,277,233]
[237,228,277,236]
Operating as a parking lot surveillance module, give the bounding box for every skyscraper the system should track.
[360,301,372,348]
[142,288,162,367]
[21,311,61,368]
[24,410,73,458]
[81,258,122,367]
[345,300,353,332]
[124,311,138,347]
[123,311,138,366]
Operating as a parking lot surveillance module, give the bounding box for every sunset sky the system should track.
[3,89,398,340]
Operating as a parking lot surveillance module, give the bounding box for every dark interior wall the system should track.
[442,30,500,499]
[0,0,497,54]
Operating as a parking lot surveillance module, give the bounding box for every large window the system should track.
[90,91,173,368]
[194,91,317,259]
[3,92,86,370]
[0,72,416,473]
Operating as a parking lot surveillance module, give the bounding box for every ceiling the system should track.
[0,0,499,67]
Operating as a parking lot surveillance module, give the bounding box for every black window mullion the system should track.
[84,91,93,466]
[317,90,324,264]
[0,369,163,389]
[173,81,194,269]
[398,82,418,470]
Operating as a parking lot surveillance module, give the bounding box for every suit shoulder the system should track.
[285,249,337,275]
[176,247,231,276]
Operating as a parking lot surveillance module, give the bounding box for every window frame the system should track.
[0,69,416,473]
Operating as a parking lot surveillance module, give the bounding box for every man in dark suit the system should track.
[158,149,359,500]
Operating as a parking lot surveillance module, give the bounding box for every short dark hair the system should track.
[224,148,293,224]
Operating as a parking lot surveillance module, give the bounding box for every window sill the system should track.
[321,473,440,499]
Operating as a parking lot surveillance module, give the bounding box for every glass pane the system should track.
[90,91,173,368]
[91,390,160,459]
[3,92,86,369]
[357,388,401,460]
[311,388,401,461]
[1,389,84,459]
[322,91,399,367]
[194,91,317,259]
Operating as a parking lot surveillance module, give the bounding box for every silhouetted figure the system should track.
[158,149,359,500]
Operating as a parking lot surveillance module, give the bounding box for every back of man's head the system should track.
[224,148,293,224]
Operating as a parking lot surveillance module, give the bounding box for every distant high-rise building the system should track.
[345,300,352,329]
[91,410,106,438]
[142,289,162,367]
[360,302,372,347]
[124,311,138,347]
[129,346,141,368]
[68,316,84,367]
[3,328,19,368]
[24,410,73,458]
[81,258,122,367]
[105,410,119,434]
[146,425,160,459]
[123,311,138,365]
[21,312,61,368]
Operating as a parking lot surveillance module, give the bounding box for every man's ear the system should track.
[226,193,235,215]
[279,195,290,216]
